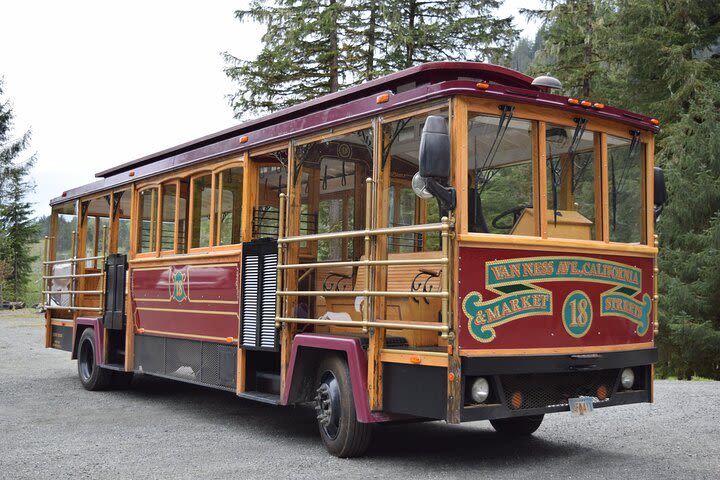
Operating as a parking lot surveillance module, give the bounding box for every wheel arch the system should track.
[71,317,104,365]
[281,334,390,424]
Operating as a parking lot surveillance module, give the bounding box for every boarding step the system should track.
[238,391,281,405]
[100,363,126,372]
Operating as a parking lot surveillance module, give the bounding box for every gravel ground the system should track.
[1,310,718,480]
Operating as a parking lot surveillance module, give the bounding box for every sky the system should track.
[0,0,541,216]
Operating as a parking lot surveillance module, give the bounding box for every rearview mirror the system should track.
[415,116,456,211]
[654,167,667,222]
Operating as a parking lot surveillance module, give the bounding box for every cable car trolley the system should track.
[42,62,666,457]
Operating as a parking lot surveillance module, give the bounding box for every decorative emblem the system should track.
[562,290,593,338]
[462,256,652,343]
[170,268,188,302]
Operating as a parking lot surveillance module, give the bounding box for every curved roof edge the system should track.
[94,62,536,179]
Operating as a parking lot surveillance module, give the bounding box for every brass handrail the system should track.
[41,228,109,315]
[278,257,448,270]
[275,177,454,338]
[276,317,449,333]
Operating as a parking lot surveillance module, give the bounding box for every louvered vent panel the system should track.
[241,255,259,347]
[241,239,279,351]
[260,253,278,348]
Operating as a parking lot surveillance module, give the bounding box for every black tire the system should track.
[77,328,113,391]
[490,414,544,436]
[314,355,372,458]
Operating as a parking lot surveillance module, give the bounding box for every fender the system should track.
[71,317,104,366]
[282,334,390,423]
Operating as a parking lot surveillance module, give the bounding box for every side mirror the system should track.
[654,166,667,222]
[415,116,456,211]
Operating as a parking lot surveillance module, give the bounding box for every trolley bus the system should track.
[42,62,666,457]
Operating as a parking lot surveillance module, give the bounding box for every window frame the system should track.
[461,96,652,249]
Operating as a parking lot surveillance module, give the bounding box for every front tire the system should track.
[490,414,544,436]
[314,355,372,457]
[77,328,113,391]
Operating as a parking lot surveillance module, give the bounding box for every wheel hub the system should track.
[315,372,341,439]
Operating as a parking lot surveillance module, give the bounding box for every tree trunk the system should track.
[405,0,417,68]
[366,0,377,79]
[582,0,594,98]
[329,0,340,92]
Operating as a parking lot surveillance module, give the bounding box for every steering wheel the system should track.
[491,204,531,230]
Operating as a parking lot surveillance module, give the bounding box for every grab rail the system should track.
[41,227,108,314]
[275,178,453,338]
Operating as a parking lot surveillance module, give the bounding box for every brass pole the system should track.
[100,224,108,314]
[70,230,77,311]
[440,216,449,339]
[41,236,49,307]
[275,193,286,328]
[362,178,372,333]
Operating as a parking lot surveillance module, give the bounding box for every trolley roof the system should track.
[51,62,659,206]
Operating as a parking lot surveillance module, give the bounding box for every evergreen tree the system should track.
[523,0,614,99]
[223,0,518,117]
[0,79,38,304]
[655,82,720,379]
[223,0,349,116]
[0,169,39,303]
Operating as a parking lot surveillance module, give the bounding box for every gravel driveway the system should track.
[1,310,717,479]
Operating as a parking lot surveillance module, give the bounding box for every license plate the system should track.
[569,396,594,416]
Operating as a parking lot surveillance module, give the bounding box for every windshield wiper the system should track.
[475,104,515,195]
[611,129,641,231]
[548,118,587,225]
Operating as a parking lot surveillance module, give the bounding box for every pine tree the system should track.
[223,0,349,116]
[523,0,615,99]
[0,169,39,303]
[655,82,720,379]
[223,0,518,117]
[0,79,38,304]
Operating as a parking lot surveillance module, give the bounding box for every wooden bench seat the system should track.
[311,251,443,346]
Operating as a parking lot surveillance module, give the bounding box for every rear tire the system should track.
[314,355,372,458]
[490,414,544,436]
[77,328,113,391]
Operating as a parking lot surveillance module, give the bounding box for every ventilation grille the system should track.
[134,335,237,391]
[241,239,279,351]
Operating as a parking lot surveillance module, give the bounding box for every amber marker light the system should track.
[592,103,605,109]
[476,82,490,90]
[376,93,391,104]
[580,100,592,107]
[409,355,422,364]
[597,385,608,400]
[650,118,660,125]
[129,170,135,177]
[511,391,523,409]
[568,98,580,105]
[239,135,249,144]
[225,337,234,343]
[448,372,455,382]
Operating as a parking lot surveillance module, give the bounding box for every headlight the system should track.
[621,368,635,389]
[471,377,490,403]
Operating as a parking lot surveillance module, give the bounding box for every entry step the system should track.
[238,391,281,405]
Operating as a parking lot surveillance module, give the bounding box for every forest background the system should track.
[1,0,718,379]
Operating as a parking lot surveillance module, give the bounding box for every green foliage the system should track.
[529,0,720,378]
[656,83,720,379]
[0,79,38,304]
[223,0,518,117]
[523,0,615,99]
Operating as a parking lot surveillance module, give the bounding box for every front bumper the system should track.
[460,348,657,422]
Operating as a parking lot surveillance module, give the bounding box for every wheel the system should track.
[314,355,372,457]
[77,328,113,391]
[490,414,544,436]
